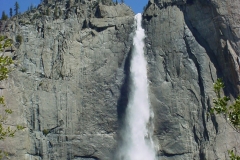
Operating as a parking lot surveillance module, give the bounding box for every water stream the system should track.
[116,13,156,160]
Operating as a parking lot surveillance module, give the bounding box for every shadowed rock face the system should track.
[143,0,240,159]
[0,0,240,159]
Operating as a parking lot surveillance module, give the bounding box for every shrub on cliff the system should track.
[46,8,50,16]
[210,78,240,159]
[15,35,22,44]
[0,35,24,159]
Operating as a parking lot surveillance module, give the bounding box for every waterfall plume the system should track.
[116,13,156,160]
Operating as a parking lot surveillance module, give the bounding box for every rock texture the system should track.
[143,0,240,159]
[0,0,240,159]
[0,1,134,159]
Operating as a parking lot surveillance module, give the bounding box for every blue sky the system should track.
[0,0,41,16]
[124,0,148,13]
[0,0,148,17]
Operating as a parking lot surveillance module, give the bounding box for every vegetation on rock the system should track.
[1,12,8,21]
[42,129,49,136]
[15,35,22,44]
[210,78,240,159]
[0,35,24,159]
[9,8,12,17]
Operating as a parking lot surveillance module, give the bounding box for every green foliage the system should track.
[0,97,4,105]
[213,78,225,98]
[0,56,13,81]
[42,129,49,136]
[17,125,24,130]
[210,78,240,128]
[0,36,12,51]
[15,35,22,44]
[229,150,240,160]
[210,78,240,158]
[1,11,8,21]
[0,35,24,159]
[0,150,8,160]
[229,96,240,127]
[0,124,16,140]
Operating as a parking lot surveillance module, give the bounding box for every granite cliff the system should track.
[0,0,240,159]
[143,0,240,159]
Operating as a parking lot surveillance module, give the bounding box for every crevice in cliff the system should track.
[180,6,222,79]
[181,2,237,96]
[82,19,89,29]
[193,125,200,144]
[82,19,111,33]
[181,5,223,136]
[199,145,206,160]
[163,56,172,82]
[183,34,209,141]
[162,151,187,157]
[74,156,99,160]
[207,97,218,134]
[94,5,101,18]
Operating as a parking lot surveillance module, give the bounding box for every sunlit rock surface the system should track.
[0,0,240,159]
[143,0,240,159]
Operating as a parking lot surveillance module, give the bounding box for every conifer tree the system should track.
[14,1,20,15]
[1,11,8,21]
[9,8,12,17]
[30,4,34,11]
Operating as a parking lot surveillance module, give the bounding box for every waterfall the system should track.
[116,13,156,160]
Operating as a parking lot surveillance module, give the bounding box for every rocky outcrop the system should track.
[0,1,134,159]
[143,0,240,159]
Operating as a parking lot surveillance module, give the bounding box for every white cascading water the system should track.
[117,13,156,160]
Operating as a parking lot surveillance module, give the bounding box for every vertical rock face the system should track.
[0,1,134,159]
[143,0,240,159]
[1,0,240,159]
